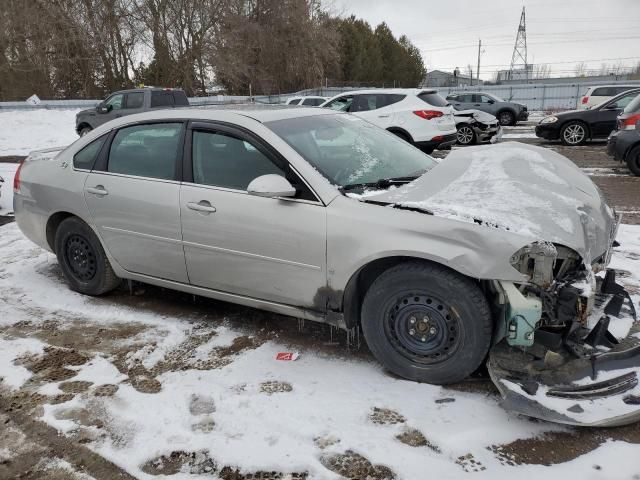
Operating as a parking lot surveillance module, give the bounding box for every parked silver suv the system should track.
[445,92,528,126]
[14,106,639,427]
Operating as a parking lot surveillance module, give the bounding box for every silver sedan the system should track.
[13,105,640,426]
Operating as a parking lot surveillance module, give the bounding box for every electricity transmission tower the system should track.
[508,7,528,81]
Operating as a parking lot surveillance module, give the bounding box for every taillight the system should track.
[620,114,640,131]
[414,110,444,120]
[13,161,24,193]
[581,96,589,104]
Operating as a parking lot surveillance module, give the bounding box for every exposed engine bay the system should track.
[486,233,640,426]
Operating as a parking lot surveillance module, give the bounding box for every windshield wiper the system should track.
[341,175,420,192]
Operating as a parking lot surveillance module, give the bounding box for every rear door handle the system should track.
[187,201,217,213]
[378,114,391,118]
[86,185,108,196]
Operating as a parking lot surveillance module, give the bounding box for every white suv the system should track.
[320,89,457,153]
[579,85,639,110]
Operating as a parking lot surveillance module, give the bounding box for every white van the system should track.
[579,85,639,110]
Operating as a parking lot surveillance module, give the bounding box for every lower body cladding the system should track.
[415,132,457,152]
[487,267,639,427]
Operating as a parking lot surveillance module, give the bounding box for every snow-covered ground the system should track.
[0,109,81,156]
[1,221,640,478]
[0,163,18,214]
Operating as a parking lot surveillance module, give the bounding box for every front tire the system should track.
[54,217,120,295]
[78,126,92,137]
[625,145,640,176]
[497,110,515,126]
[560,121,587,146]
[361,261,493,384]
[456,124,476,145]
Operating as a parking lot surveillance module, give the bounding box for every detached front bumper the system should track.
[488,269,640,427]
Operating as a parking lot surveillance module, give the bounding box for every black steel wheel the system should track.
[498,110,515,126]
[54,216,120,295]
[361,261,493,384]
[64,234,97,281]
[456,125,476,145]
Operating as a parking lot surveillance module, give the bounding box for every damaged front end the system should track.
[487,229,640,426]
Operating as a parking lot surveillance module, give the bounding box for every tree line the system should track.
[0,0,426,100]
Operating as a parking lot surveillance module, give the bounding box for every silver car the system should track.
[14,106,639,427]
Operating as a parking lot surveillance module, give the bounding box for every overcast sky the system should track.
[330,0,640,80]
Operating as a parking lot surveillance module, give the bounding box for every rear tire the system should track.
[360,261,493,384]
[626,145,640,176]
[54,217,120,295]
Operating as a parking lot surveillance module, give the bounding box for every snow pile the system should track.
[0,109,81,156]
[0,162,18,214]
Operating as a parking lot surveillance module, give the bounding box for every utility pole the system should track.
[476,39,482,86]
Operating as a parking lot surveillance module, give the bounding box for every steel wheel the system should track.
[64,234,97,281]
[562,123,586,145]
[456,125,475,145]
[498,111,514,126]
[385,293,461,365]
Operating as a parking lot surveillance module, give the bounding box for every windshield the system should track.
[623,93,640,113]
[265,114,437,189]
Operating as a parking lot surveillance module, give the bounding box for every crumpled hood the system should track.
[365,142,617,263]
[454,109,497,124]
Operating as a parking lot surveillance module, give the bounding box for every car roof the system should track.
[113,87,185,94]
[330,88,436,96]
[98,103,337,126]
[587,85,640,89]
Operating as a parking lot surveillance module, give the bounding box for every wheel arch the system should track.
[341,255,481,329]
[76,122,93,134]
[386,127,414,143]
[496,108,517,118]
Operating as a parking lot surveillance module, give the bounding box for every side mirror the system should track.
[603,104,619,110]
[247,174,296,198]
[488,99,495,104]
[97,104,111,114]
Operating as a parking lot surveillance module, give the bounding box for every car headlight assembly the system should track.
[540,116,558,125]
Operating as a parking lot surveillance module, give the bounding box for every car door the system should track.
[453,94,475,111]
[179,122,327,307]
[121,91,145,117]
[94,93,124,127]
[592,91,639,137]
[349,94,394,128]
[478,94,499,115]
[83,121,189,283]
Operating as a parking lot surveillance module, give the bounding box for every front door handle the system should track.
[86,185,108,196]
[187,201,217,213]
[378,114,391,118]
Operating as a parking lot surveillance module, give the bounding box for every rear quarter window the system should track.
[418,92,448,107]
[150,91,175,107]
[73,135,107,170]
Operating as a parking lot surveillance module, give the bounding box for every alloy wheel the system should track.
[457,126,474,145]
[563,124,586,145]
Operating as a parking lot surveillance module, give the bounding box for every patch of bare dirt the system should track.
[320,450,396,480]
[93,384,118,397]
[260,381,293,395]
[59,381,93,394]
[395,428,440,452]
[369,407,405,425]
[141,450,217,476]
[455,453,486,472]
[18,346,89,384]
[219,467,308,480]
[489,423,640,466]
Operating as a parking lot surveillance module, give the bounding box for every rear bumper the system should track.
[488,269,640,427]
[415,132,458,151]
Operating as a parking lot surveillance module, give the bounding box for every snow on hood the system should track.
[362,142,616,262]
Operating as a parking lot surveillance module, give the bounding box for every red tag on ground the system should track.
[276,352,299,361]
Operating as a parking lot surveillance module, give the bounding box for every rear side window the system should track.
[418,92,449,107]
[125,92,144,109]
[173,91,189,106]
[108,123,182,180]
[288,98,301,105]
[73,135,107,170]
[150,91,174,107]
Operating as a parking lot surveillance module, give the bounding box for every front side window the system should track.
[125,92,144,109]
[480,95,494,103]
[105,94,123,110]
[192,130,285,191]
[266,114,437,189]
[301,98,324,106]
[326,96,353,112]
[288,98,301,105]
[608,92,639,110]
[108,123,182,180]
[74,135,107,170]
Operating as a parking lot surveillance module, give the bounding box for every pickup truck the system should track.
[75,88,189,136]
